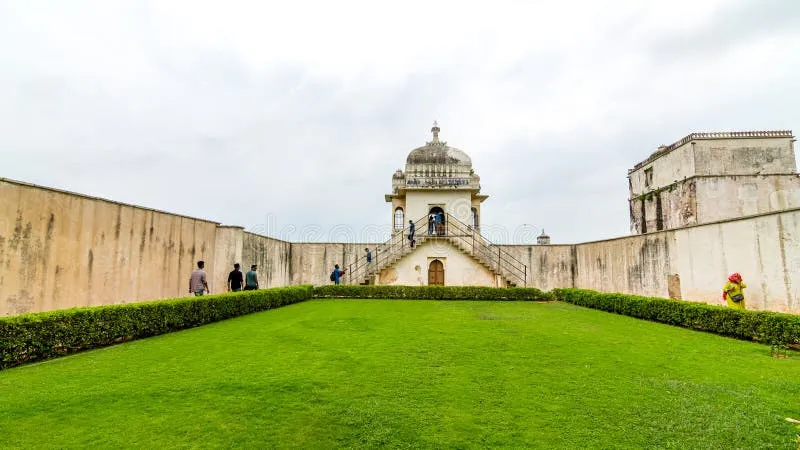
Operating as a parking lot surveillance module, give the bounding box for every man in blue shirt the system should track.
[244,265,259,290]
[365,248,373,276]
[332,264,345,285]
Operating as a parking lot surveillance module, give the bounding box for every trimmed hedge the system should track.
[313,285,554,301]
[552,288,800,346]
[0,285,313,370]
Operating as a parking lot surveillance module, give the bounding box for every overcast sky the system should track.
[2,0,799,244]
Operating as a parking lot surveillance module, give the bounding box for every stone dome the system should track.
[406,144,472,166]
[405,123,472,168]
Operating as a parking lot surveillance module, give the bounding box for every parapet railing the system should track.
[443,214,527,287]
[346,215,430,285]
[345,213,528,287]
[631,130,794,172]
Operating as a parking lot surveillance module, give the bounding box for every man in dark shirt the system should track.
[228,263,244,292]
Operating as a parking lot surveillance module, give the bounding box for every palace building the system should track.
[344,122,527,287]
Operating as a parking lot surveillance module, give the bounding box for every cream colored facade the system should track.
[386,123,486,233]
[628,131,800,233]
[2,127,799,315]
[376,239,500,287]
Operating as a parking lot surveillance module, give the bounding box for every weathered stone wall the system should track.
[289,242,379,286]
[629,175,800,234]
[671,209,800,313]
[0,179,219,315]
[692,137,797,176]
[629,143,695,195]
[573,232,677,299]
[242,232,292,288]
[630,179,697,234]
[497,245,575,290]
[694,175,800,224]
[503,208,800,313]
[629,134,798,234]
[212,226,244,292]
[2,178,798,315]
[573,208,800,313]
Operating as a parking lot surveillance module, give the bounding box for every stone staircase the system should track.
[346,214,527,287]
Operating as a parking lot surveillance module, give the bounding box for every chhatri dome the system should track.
[405,121,473,167]
[386,122,487,232]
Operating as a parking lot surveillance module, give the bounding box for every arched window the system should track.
[471,207,479,228]
[394,208,404,230]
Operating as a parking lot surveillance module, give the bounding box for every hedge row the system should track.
[552,288,800,345]
[312,285,553,301]
[0,285,313,370]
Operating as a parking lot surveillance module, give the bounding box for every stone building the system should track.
[385,121,486,230]
[2,125,799,315]
[628,130,800,234]
[346,122,528,287]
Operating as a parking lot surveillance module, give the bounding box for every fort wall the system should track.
[2,178,798,315]
[503,208,800,313]
[0,178,218,315]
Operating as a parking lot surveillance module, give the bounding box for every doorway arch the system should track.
[428,259,444,285]
[429,206,445,236]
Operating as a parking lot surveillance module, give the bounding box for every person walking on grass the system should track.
[189,260,209,296]
[228,263,244,292]
[244,264,259,290]
[722,272,747,309]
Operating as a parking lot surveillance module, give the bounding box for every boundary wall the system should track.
[1,178,797,315]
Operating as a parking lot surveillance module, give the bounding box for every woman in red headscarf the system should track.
[722,273,747,309]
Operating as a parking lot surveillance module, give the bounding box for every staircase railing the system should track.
[344,213,528,287]
[443,213,528,286]
[346,215,430,285]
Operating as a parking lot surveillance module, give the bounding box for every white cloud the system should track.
[1,0,798,244]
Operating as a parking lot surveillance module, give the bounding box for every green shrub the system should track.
[552,288,800,345]
[313,285,553,301]
[0,285,313,370]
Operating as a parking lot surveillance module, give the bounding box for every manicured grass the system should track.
[1,299,798,448]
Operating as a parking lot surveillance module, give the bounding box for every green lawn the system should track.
[1,299,798,449]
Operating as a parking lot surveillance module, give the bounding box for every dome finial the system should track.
[431,120,440,143]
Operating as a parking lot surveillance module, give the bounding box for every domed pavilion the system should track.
[385,122,488,232]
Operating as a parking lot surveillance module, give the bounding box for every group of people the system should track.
[330,248,374,285]
[188,261,260,296]
[198,256,750,310]
[428,211,445,236]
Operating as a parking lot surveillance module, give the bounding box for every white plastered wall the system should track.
[377,239,499,287]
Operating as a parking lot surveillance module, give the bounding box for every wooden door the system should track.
[428,260,444,285]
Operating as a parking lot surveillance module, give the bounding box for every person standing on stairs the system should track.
[365,248,373,274]
[408,220,416,248]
